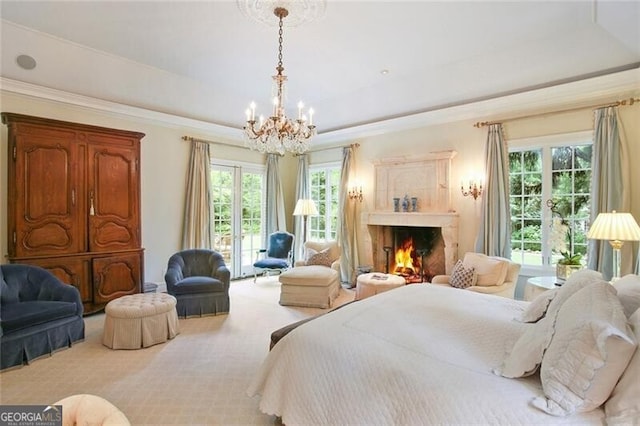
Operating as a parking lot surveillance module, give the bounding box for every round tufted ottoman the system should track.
[355,272,406,300]
[103,293,179,350]
[54,394,130,426]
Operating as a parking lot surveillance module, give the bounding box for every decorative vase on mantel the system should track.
[556,263,582,281]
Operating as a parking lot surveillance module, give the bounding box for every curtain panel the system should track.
[264,154,287,242]
[181,141,213,249]
[475,123,511,258]
[338,146,359,286]
[294,154,310,262]
[588,106,633,279]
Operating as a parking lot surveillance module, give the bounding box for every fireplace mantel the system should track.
[362,212,458,228]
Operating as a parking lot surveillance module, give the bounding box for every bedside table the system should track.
[524,276,560,301]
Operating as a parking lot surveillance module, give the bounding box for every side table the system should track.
[355,273,406,300]
[524,276,559,301]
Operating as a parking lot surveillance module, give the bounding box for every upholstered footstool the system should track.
[103,293,179,350]
[279,265,341,309]
[355,272,406,300]
[54,394,130,426]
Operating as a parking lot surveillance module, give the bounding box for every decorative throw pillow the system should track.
[605,308,640,424]
[531,281,637,416]
[449,259,476,289]
[305,247,334,267]
[613,274,640,318]
[462,253,508,287]
[520,289,557,323]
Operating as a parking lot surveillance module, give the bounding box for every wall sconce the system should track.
[348,185,363,202]
[461,178,483,200]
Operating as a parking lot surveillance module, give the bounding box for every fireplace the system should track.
[361,151,459,281]
[388,227,444,283]
[362,212,459,281]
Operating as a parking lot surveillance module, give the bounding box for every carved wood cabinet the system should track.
[2,113,145,314]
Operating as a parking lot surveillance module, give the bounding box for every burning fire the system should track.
[394,238,416,275]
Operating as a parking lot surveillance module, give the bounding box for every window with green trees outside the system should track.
[309,165,341,241]
[509,141,591,268]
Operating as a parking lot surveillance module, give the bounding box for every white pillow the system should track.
[605,308,640,424]
[531,281,637,416]
[520,289,557,323]
[495,269,604,378]
[463,253,508,287]
[613,274,640,318]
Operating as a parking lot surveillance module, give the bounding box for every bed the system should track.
[248,273,639,425]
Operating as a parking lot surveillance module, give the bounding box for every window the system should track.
[309,164,341,241]
[509,132,592,269]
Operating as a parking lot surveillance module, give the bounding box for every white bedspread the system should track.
[248,284,605,425]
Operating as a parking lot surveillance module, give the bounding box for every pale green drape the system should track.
[475,123,511,258]
[588,106,632,280]
[294,154,310,262]
[338,146,359,286]
[264,153,286,241]
[182,141,213,249]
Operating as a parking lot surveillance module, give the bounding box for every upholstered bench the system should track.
[103,293,179,350]
[279,265,341,309]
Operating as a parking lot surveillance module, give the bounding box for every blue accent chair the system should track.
[253,231,295,282]
[1,264,85,370]
[165,249,230,318]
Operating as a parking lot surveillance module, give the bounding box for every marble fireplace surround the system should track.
[361,151,459,275]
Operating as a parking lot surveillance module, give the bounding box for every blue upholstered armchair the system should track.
[165,249,230,318]
[1,264,85,370]
[253,231,294,282]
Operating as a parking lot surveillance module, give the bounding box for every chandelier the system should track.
[243,6,316,155]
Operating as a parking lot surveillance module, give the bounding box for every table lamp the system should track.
[586,210,640,280]
[293,199,318,244]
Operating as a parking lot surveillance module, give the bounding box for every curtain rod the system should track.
[181,135,245,149]
[473,97,639,128]
[307,142,360,153]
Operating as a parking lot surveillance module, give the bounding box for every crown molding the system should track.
[2,67,639,146]
[0,77,246,144]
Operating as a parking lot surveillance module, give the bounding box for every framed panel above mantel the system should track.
[373,150,457,213]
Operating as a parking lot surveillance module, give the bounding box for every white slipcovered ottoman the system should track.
[54,394,130,426]
[103,293,179,349]
[355,272,406,300]
[279,265,341,309]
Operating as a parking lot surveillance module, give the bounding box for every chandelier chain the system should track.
[277,15,284,75]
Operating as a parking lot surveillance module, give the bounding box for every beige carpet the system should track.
[0,276,354,425]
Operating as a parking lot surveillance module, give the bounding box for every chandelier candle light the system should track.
[243,7,316,155]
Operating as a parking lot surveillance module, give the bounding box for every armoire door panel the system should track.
[23,257,91,304]
[88,145,140,251]
[92,253,141,304]
[13,136,85,257]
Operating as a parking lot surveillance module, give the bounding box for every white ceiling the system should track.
[1,0,639,139]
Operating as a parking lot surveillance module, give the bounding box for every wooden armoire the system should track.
[2,113,145,314]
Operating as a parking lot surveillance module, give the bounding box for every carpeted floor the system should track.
[0,276,354,425]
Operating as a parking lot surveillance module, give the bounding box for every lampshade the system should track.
[293,199,318,216]
[586,211,640,241]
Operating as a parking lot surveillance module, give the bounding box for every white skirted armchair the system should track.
[431,252,521,299]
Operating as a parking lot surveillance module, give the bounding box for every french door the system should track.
[211,162,264,279]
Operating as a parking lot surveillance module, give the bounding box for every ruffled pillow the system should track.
[305,247,334,267]
[531,281,636,416]
[520,289,557,323]
[449,259,476,289]
[613,274,640,318]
